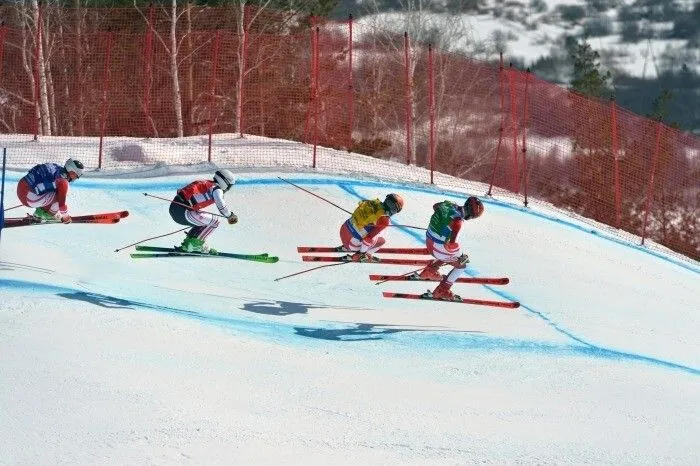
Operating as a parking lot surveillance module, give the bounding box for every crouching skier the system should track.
[170,169,238,254]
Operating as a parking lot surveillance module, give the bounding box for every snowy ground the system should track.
[0,143,699,463]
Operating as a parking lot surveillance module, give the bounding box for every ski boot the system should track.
[178,236,215,254]
[417,263,443,281]
[354,252,380,262]
[32,207,57,223]
[341,252,377,262]
[432,281,462,301]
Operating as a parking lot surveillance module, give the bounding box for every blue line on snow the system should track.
[1,277,697,376]
[3,174,697,375]
[285,177,700,375]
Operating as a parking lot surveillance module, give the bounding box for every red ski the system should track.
[297,246,429,255]
[382,291,520,309]
[3,210,129,228]
[301,255,431,266]
[369,274,509,285]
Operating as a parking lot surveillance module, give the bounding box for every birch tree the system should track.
[356,0,494,165]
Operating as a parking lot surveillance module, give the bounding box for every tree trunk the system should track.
[43,15,58,134]
[170,0,184,137]
[235,2,245,136]
[31,0,51,135]
[74,0,85,135]
[58,21,74,135]
[19,4,39,136]
[185,2,194,135]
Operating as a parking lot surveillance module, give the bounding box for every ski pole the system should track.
[2,204,22,212]
[373,260,441,285]
[374,266,425,285]
[114,226,189,252]
[278,176,425,230]
[274,261,350,281]
[277,176,352,214]
[143,192,228,219]
[387,223,426,231]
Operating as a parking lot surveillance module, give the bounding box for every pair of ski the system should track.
[130,245,279,263]
[3,210,129,228]
[299,245,432,266]
[298,246,520,309]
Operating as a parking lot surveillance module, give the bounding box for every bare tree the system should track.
[168,0,184,136]
[355,0,495,165]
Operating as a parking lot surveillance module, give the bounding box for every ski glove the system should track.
[457,253,469,267]
[227,213,238,225]
[56,212,72,224]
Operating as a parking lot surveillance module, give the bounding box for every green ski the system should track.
[131,245,278,263]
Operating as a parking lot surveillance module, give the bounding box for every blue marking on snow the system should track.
[1,277,697,376]
[2,173,698,376]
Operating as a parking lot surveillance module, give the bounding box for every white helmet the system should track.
[214,169,235,192]
[64,158,84,179]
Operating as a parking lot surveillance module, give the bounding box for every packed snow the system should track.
[0,137,698,464]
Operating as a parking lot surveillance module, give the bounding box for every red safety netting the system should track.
[0,6,698,261]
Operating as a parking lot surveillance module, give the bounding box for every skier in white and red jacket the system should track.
[169,169,238,254]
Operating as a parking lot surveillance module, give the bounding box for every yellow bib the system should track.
[350,199,386,233]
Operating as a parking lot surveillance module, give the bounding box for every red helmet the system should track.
[384,193,404,216]
[464,196,484,219]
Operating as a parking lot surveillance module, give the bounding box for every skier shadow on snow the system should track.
[242,300,318,316]
[294,323,421,341]
[242,300,370,316]
[56,292,483,343]
[57,291,200,318]
[294,323,482,342]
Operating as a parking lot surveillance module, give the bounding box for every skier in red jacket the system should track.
[170,169,238,254]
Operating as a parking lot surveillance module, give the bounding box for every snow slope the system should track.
[0,140,698,464]
[354,0,700,79]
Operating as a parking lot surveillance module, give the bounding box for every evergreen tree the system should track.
[647,89,681,128]
[569,39,613,100]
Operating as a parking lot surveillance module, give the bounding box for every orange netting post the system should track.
[488,53,506,197]
[507,65,520,194]
[98,32,114,169]
[520,69,531,206]
[428,44,435,184]
[142,5,155,137]
[312,26,320,168]
[610,99,621,228]
[0,26,6,84]
[347,14,354,152]
[404,32,412,166]
[207,31,221,163]
[32,7,43,140]
[641,121,664,245]
[238,10,249,138]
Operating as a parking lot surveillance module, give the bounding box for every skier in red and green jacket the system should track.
[419,196,484,301]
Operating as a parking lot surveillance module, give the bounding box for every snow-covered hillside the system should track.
[352,0,700,80]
